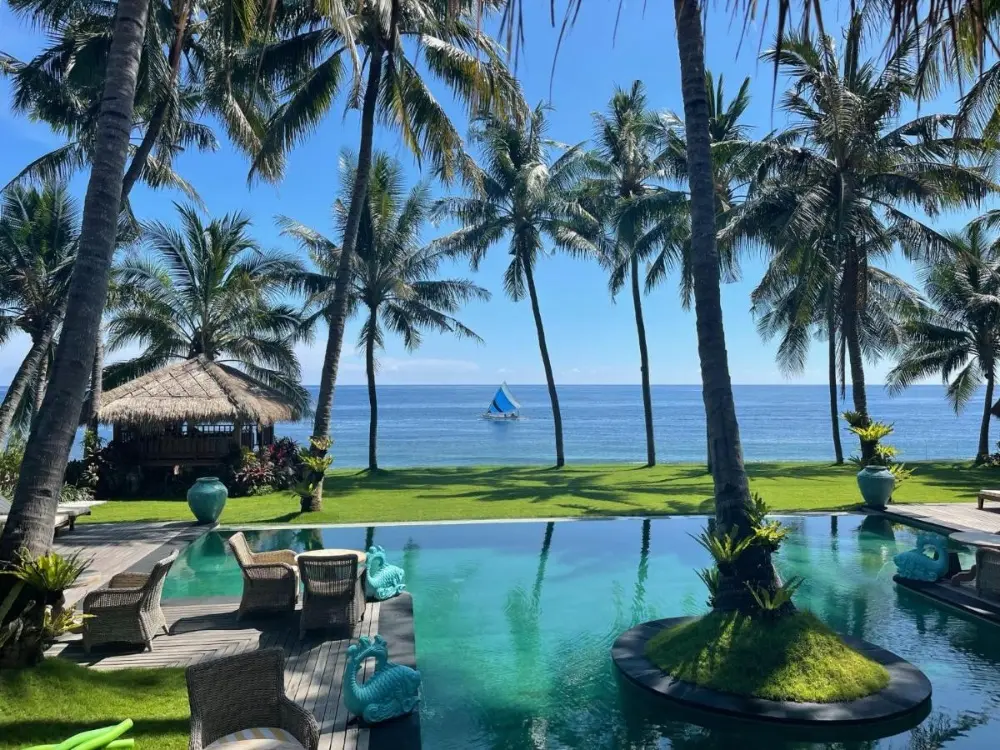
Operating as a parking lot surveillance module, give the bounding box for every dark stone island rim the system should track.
[612,616,932,726]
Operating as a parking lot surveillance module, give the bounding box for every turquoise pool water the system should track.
[163,516,1000,748]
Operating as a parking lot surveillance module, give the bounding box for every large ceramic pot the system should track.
[856,466,895,509]
[187,477,228,524]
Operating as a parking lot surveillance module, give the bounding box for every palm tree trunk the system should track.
[0,323,56,447]
[630,254,655,467]
[86,339,104,432]
[977,370,995,463]
[827,304,844,465]
[673,0,777,612]
[33,356,49,419]
[120,0,191,198]
[522,255,564,468]
[0,0,151,564]
[305,47,385,510]
[365,313,378,473]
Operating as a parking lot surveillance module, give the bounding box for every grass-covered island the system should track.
[645,611,890,703]
[81,461,993,526]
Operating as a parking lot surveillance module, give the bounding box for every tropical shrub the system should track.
[746,577,804,621]
[227,438,303,497]
[693,495,800,617]
[844,412,911,480]
[0,436,25,497]
[294,437,333,510]
[65,438,136,498]
[0,549,90,667]
[697,567,721,608]
[693,529,754,574]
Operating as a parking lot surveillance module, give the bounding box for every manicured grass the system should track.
[81,461,994,526]
[0,658,189,750]
[645,610,890,703]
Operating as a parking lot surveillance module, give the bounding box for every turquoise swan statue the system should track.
[343,635,421,723]
[894,532,950,582]
[365,546,406,600]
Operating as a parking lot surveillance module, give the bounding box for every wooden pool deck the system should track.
[879,502,1000,534]
[45,522,420,750]
[48,597,415,750]
[54,521,204,606]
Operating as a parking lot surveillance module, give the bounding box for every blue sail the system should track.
[485,383,520,416]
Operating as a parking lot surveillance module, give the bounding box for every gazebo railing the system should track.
[115,424,262,465]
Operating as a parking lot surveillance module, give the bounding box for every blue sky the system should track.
[0,1,987,387]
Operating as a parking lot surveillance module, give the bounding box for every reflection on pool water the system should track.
[163,515,1000,749]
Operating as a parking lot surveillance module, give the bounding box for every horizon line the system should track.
[300,382,926,388]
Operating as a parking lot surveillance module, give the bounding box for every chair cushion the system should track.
[205,727,305,749]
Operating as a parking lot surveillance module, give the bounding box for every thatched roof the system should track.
[98,356,300,427]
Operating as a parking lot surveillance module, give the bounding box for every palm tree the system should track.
[250,0,522,508]
[280,152,488,472]
[751,233,920,464]
[3,0,286,432]
[746,14,993,456]
[434,106,596,468]
[668,0,776,609]
[888,220,1000,462]
[652,72,771,469]
[0,184,78,447]
[104,203,309,410]
[0,0,153,565]
[656,73,772,296]
[582,81,687,467]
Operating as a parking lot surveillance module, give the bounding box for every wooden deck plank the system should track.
[882,503,1000,534]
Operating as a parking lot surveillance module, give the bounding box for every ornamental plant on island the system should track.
[646,494,890,702]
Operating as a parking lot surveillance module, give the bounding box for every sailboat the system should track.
[482,382,521,420]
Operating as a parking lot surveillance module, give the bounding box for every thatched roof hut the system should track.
[99,357,301,467]
[99,356,300,427]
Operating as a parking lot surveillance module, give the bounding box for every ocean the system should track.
[1,383,991,465]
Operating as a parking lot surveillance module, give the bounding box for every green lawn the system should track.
[82,461,993,526]
[0,658,188,750]
[645,610,890,702]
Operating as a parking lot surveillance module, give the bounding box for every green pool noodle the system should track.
[104,741,135,749]
[71,720,133,750]
[21,725,113,750]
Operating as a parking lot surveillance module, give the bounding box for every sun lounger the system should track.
[978,490,1000,510]
[0,495,87,532]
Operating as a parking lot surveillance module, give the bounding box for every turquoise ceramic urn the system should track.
[856,466,895,509]
[187,477,228,524]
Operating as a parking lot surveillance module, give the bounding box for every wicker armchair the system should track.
[186,648,319,750]
[229,532,298,619]
[299,554,365,638]
[82,551,178,653]
[976,548,1000,598]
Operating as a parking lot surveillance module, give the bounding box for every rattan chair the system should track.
[229,531,298,619]
[186,648,319,750]
[976,548,1000,598]
[81,551,178,653]
[298,554,365,638]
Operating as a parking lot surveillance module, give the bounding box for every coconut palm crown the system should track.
[888,218,1000,462]
[0,184,79,445]
[104,203,309,412]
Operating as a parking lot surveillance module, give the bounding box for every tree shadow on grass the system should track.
[0,719,190,749]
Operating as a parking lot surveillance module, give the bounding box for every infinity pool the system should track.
[163,515,1000,748]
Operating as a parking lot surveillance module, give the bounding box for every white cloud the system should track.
[377,357,479,373]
